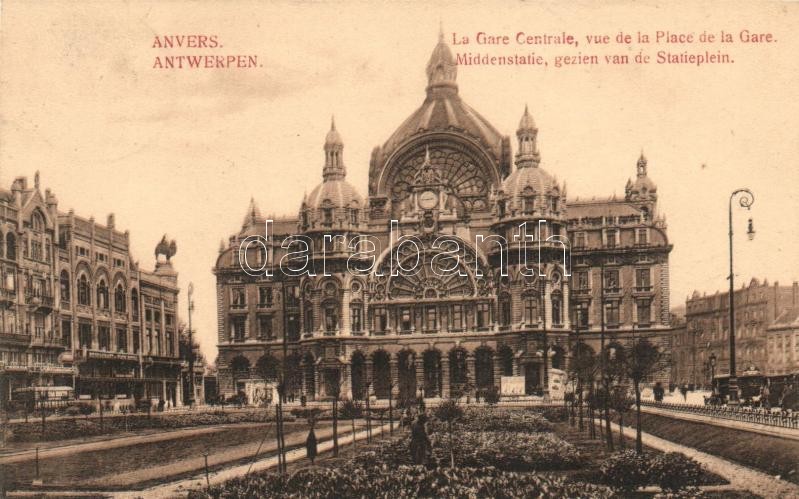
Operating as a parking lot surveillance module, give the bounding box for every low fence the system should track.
[642,400,799,429]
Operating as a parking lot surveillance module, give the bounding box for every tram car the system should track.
[712,368,765,403]
[712,370,799,409]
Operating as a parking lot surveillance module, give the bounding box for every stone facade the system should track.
[0,173,184,409]
[767,307,799,377]
[672,279,799,387]
[214,35,674,402]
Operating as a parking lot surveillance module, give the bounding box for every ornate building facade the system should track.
[672,279,799,387]
[214,35,674,402]
[0,173,185,409]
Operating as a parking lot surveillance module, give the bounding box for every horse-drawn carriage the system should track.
[707,372,799,412]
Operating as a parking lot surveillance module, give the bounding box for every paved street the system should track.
[2,420,349,490]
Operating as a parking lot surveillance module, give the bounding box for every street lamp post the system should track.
[187,282,196,407]
[709,353,717,390]
[727,189,755,403]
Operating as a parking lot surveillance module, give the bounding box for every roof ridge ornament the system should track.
[426,28,458,92]
[323,116,346,181]
[515,105,540,169]
[637,150,648,176]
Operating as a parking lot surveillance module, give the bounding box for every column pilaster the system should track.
[441,357,450,398]
[415,356,425,398]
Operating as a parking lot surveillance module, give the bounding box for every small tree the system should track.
[79,402,95,420]
[569,342,597,433]
[483,385,500,405]
[329,380,341,457]
[626,338,662,454]
[600,343,627,452]
[609,385,633,449]
[339,398,362,452]
[433,398,463,468]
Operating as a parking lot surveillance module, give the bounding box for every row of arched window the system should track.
[59,270,139,316]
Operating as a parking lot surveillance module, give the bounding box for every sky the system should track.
[1,1,797,362]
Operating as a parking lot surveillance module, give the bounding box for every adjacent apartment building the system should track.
[0,172,185,409]
[671,278,799,387]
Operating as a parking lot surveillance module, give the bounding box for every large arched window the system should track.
[60,271,70,303]
[78,274,90,306]
[322,281,338,333]
[31,211,45,232]
[130,288,139,320]
[303,300,314,333]
[323,301,338,333]
[96,279,109,309]
[114,284,126,313]
[498,293,512,327]
[524,292,540,325]
[6,233,16,260]
[551,291,563,326]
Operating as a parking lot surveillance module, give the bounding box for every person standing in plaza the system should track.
[409,413,431,466]
[306,421,318,464]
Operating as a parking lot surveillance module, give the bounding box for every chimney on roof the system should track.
[107,213,115,230]
[793,281,798,307]
[12,177,26,192]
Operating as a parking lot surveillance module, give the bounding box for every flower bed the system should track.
[188,464,613,499]
[599,450,705,493]
[432,430,585,471]
[7,409,291,443]
[435,407,554,434]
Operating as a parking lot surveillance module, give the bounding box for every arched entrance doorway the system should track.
[449,348,468,397]
[372,350,391,399]
[230,355,250,395]
[350,351,366,400]
[475,347,494,391]
[423,349,442,398]
[303,353,316,400]
[498,345,514,376]
[285,353,302,401]
[523,362,541,395]
[397,350,417,403]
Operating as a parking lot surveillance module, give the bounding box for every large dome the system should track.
[375,32,507,169]
[305,179,363,211]
[502,165,559,211]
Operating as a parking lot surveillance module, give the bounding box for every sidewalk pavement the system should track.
[0,422,275,464]
[118,421,394,498]
[598,419,799,499]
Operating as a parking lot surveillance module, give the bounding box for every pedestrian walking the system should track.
[761,383,771,411]
[653,382,664,403]
[306,425,318,464]
[409,413,431,466]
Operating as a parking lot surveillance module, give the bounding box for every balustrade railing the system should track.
[642,400,799,429]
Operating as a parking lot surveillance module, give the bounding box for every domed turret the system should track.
[515,104,540,169]
[625,152,657,202]
[301,118,364,230]
[237,196,264,236]
[496,106,564,220]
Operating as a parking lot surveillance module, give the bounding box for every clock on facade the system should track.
[418,190,438,209]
